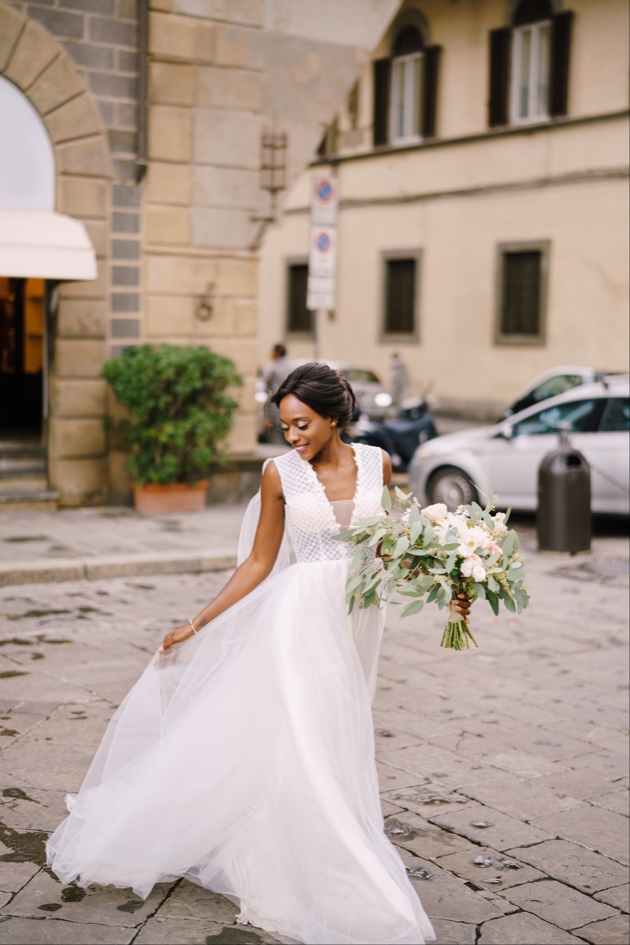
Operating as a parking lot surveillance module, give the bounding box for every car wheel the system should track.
[428,467,478,512]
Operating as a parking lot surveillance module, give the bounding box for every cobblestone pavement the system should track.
[0,516,627,944]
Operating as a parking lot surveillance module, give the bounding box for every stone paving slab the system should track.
[0,917,136,943]
[530,806,630,865]
[397,852,504,924]
[6,871,167,926]
[572,913,630,944]
[594,884,629,914]
[477,912,585,944]
[427,803,553,851]
[457,776,585,821]
[430,918,477,944]
[503,880,616,930]
[539,769,627,801]
[135,916,279,944]
[435,846,546,891]
[384,811,475,859]
[506,839,628,895]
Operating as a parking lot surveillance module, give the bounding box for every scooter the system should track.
[346,397,437,471]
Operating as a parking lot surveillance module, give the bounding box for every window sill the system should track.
[494,334,546,346]
[380,332,420,344]
[510,114,550,127]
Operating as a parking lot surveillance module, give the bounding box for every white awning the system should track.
[0,208,97,280]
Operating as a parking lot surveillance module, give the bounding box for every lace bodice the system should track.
[273,444,384,564]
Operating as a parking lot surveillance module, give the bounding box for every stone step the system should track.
[0,474,49,492]
[0,457,47,476]
[0,439,45,456]
[0,490,59,513]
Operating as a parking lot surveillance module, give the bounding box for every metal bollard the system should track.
[537,433,591,554]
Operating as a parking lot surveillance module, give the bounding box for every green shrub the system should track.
[102,345,242,485]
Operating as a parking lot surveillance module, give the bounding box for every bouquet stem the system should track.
[441,602,478,650]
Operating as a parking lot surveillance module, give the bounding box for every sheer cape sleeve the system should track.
[237,458,294,575]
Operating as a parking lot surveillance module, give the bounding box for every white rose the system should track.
[421,503,448,522]
[472,565,487,582]
[460,558,475,577]
[457,525,490,556]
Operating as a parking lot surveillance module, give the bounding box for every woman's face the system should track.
[278,394,337,461]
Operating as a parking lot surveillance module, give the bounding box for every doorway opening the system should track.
[0,277,45,435]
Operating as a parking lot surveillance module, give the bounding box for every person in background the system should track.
[390,352,410,407]
[264,343,292,444]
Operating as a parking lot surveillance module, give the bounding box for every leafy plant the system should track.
[102,345,242,485]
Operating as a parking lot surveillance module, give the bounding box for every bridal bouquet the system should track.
[334,488,529,650]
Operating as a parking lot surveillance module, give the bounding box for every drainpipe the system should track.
[136,0,149,183]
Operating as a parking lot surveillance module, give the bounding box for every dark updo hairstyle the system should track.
[271,362,355,431]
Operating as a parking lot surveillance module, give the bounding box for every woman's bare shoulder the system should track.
[261,459,284,497]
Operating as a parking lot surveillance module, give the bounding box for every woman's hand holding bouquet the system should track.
[334,488,530,650]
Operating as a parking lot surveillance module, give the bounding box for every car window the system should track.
[532,374,585,401]
[512,398,604,437]
[343,369,380,384]
[601,397,630,432]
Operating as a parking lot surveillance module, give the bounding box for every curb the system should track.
[0,548,238,587]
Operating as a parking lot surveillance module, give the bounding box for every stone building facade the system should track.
[0,0,399,507]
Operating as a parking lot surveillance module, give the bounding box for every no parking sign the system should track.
[310,177,338,227]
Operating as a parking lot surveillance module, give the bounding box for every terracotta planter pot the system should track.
[133,481,209,515]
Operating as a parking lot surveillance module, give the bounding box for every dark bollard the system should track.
[537,441,591,554]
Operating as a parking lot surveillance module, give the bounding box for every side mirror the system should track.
[498,423,513,440]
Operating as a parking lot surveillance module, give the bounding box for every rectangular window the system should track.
[286,262,312,335]
[511,22,551,123]
[382,253,420,339]
[496,242,549,345]
[390,53,424,143]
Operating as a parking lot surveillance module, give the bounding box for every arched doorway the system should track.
[0,3,108,508]
[0,75,55,434]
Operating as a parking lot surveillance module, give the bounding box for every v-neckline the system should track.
[304,444,360,532]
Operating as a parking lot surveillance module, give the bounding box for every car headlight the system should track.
[374,392,393,407]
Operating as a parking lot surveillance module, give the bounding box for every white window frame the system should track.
[389,51,424,145]
[510,20,551,125]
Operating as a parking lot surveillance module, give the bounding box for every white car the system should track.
[504,365,627,417]
[409,379,629,515]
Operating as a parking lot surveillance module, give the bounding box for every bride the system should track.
[47,362,469,945]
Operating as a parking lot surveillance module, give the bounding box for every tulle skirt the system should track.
[46,559,434,945]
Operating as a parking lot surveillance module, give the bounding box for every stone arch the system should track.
[0,2,113,506]
[387,7,431,55]
[0,4,112,197]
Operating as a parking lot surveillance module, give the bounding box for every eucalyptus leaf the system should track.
[401,599,424,618]
[409,521,423,545]
[381,486,392,512]
[473,581,486,599]
[487,590,499,616]
[393,536,410,558]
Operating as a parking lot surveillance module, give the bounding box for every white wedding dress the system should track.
[47,444,434,945]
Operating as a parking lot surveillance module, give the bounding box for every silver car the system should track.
[409,378,629,514]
